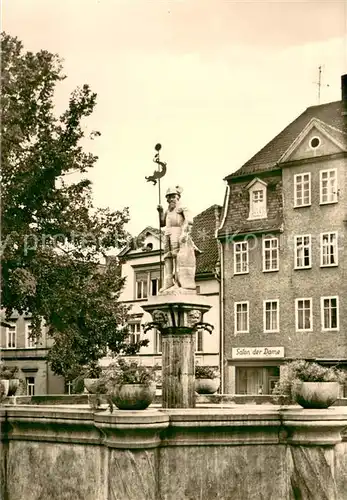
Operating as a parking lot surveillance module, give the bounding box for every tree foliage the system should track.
[1,32,147,377]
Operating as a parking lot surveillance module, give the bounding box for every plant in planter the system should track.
[195,365,220,395]
[99,358,159,411]
[0,365,20,396]
[72,363,104,394]
[272,360,346,409]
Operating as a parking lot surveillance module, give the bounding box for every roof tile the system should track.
[227,100,347,179]
[191,205,222,275]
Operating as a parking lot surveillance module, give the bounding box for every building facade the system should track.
[218,75,347,395]
[110,205,222,369]
[0,313,65,395]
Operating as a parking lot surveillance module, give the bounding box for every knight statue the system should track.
[157,186,197,292]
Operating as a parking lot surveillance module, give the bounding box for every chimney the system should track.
[341,74,347,116]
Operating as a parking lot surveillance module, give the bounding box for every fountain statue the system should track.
[143,146,213,408]
[157,185,196,292]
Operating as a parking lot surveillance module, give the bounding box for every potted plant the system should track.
[0,365,20,396]
[195,365,220,395]
[272,360,346,409]
[100,358,159,411]
[72,363,103,394]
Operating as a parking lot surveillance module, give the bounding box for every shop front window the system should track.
[235,366,279,395]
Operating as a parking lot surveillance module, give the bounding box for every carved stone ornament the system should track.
[151,310,168,327]
[187,309,202,327]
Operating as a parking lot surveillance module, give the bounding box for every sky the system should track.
[3,0,347,236]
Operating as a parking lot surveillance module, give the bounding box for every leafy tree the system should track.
[1,32,148,377]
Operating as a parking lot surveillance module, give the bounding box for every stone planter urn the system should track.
[0,380,10,397]
[195,378,220,395]
[295,381,340,409]
[84,378,100,394]
[8,379,20,396]
[111,383,156,410]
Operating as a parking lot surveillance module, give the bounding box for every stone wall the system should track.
[1,405,347,500]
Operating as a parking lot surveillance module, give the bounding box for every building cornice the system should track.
[224,167,282,183]
[121,249,162,261]
[279,151,347,168]
[218,227,282,242]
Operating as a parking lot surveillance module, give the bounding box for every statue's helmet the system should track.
[166,186,183,198]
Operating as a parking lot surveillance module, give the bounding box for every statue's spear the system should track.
[145,143,167,289]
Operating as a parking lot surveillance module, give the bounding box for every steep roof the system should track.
[191,204,222,275]
[226,100,347,179]
[139,226,163,238]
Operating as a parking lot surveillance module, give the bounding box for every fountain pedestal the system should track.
[142,292,212,408]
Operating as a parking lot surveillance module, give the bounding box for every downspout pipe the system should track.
[216,184,230,394]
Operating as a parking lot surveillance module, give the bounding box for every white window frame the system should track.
[320,168,338,205]
[262,237,279,272]
[26,377,35,396]
[321,296,339,331]
[196,328,204,353]
[234,301,249,334]
[150,277,160,297]
[248,185,267,220]
[25,322,37,348]
[234,241,249,275]
[5,323,17,349]
[135,269,160,299]
[320,232,338,267]
[128,322,142,345]
[155,328,162,354]
[65,380,73,395]
[135,277,148,299]
[263,300,279,333]
[294,172,311,207]
[295,298,313,332]
[294,235,312,269]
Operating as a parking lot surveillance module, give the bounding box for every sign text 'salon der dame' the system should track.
[232,347,284,359]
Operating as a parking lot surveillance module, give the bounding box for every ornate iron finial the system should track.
[145,144,167,186]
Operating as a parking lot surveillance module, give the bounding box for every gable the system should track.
[246,178,267,190]
[118,226,162,258]
[218,173,283,238]
[226,101,346,179]
[279,119,346,164]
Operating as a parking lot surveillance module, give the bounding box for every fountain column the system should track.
[142,294,212,408]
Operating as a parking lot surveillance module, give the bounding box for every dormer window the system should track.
[246,178,267,220]
[143,242,153,252]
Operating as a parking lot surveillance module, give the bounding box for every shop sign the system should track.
[232,347,284,359]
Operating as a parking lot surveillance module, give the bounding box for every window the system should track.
[65,381,73,395]
[320,169,337,204]
[309,136,321,149]
[321,297,339,331]
[155,329,162,354]
[234,302,249,334]
[129,323,141,344]
[234,241,249,274]
[248,184,267,219]
[196,329,203,352]
[295,235,311,269]
[263,238,279,272]
[135,272,148,299]
[135,270,160,299]
[295,298,312,331]
[26,377,35,396]
[321,232,338,267]
[263,300,279,332]
[294,173,311,207]
[25,322,37,348]
[151,276,160,296]
[236,366,279,395]
[5,323,17,348]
